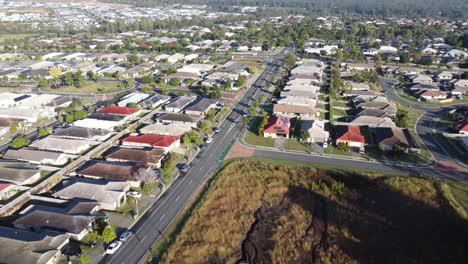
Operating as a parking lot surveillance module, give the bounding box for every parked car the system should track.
[359,147,365,154]
[322,142,328,149]
[126,191,142,199]
[119,231,133,242]
[181,163,191,173]
[205,137,213,144]
[214,127,221,133]
[106,241,122,254]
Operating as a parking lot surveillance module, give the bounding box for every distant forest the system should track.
[101,0,468,18]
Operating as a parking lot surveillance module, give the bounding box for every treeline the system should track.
[101,0,468,18]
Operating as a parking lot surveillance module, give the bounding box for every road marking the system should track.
[175,195,180,202]
[160,213,166,221]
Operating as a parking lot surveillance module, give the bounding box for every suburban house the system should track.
[75,160,158,187]
[154,113,199,127]
[29,137,99,154]
[53,177,130,211]
[273,104,317,118]
[139,122,193,136]
[12,200,99,241]
[141,94,171,109]
[374,127,419,152]
[451,85,468,96]
[0,226,69,264]
[184,98,220,117]
[53,126,113,141]
[104,147,165,168]
[122,134,181,152]
[350,116,396,127]
[97,105,141,119]
[436,71,453,81]
[300,119,329,143]
[409,82,440,91]
[416,90,448,101]
[117,92,150,107]
[411,74,434,83]
[0,161,42,185]
[3,148,77,166]
[334,125,365,148]
[263,116,290,138]
[165,96,197,113]
[355,108,394,119]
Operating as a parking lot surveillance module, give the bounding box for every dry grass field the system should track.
[161,160,467,264]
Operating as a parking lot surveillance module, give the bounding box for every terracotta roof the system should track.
[456,120,468,132]
[97,106,139,115]
[122,134,180,148]
[335,125,365,143]
[264,116,290,135]
[0,183,11,192]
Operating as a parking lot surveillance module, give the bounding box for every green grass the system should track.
[432,133,468,165]
[364,146,428,164]
[284,139,313,152]
[396,89,461,107]
[42,80,125,94]
[0,33,34,42]
[244,130,275,148]
[445,180,468,220]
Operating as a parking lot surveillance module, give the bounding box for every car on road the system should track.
[181,163,191,173]
[214,127,221,133]
[106,241,122,254]
[205,137,213,144]
[126,191,142,199]
[119,231,133,242]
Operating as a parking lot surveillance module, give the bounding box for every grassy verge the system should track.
[244,130,274,148]
[158,158,468,264]
[42,80,125,94]
[324,145,353,157]
[284,139,313,152]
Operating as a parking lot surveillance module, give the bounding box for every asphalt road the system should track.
[100,49,290,264]
[380,77,468,164]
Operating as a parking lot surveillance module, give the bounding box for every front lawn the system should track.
[42,80,125,94]
[284,139,313,152]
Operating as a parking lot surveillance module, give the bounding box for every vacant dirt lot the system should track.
[162,160,467,264]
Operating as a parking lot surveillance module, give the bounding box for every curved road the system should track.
[380,77,468,177]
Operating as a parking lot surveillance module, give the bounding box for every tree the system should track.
[257,114,269,136]
[299,130,310,142]
[38,78,49,88]
[11,136,29,149]
[142,86,153,93]
[336,142,351,152]
[169,78,180,87]
[223,79,232,90]
[141,75,153,84]
[249,66,258,74]
[9,122,19,134]
[161,86,170,95]
[236,75,246,88]
[198,121,211,134]
[166,67,177,74]
[38,127,52,137]
[101,225,117,244]
[127,102,139,108]
[65,114,74,124]
[62,72,74,87]
[248,107,256,117]
[48,66,62,80]
[283,54,297,69]
[395,109,409,128]
[73,110,88,121]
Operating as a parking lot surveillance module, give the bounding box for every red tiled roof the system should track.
[336,125,365,143]
[0,183,11,192]
[264,116,290,135]
[122,134,180,148]
[456,120,468,132]
[98,106,140,115]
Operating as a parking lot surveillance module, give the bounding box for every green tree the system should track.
[299,130,310,142]
[11,136,29,149]
[236,75,246,88]
[141,75,153,84]
[395,109,409,128]
[65,114,74,124]
[257,114,269,136]
[169,78,180,87]
[73,110,88,121]
[9,122,19,134]
[336,142,351,152]
[283,54,296,69]
[161,86,170,95]
[127,102,140,108]
[223,79,232,90]
[38,78,49,88]
[48,66,62,80]
[101,225,117,244]
[198,121,211,134]
[38,127,51,137]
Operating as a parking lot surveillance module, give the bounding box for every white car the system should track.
[119,231,133,242]
[106,241,122,254]
[322,142,328,149]
[205,137,213,144]
[214,127,221,133]
[126,191,142,199]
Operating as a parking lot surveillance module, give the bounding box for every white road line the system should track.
[159,213,166,221]
[175,195,180,202]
